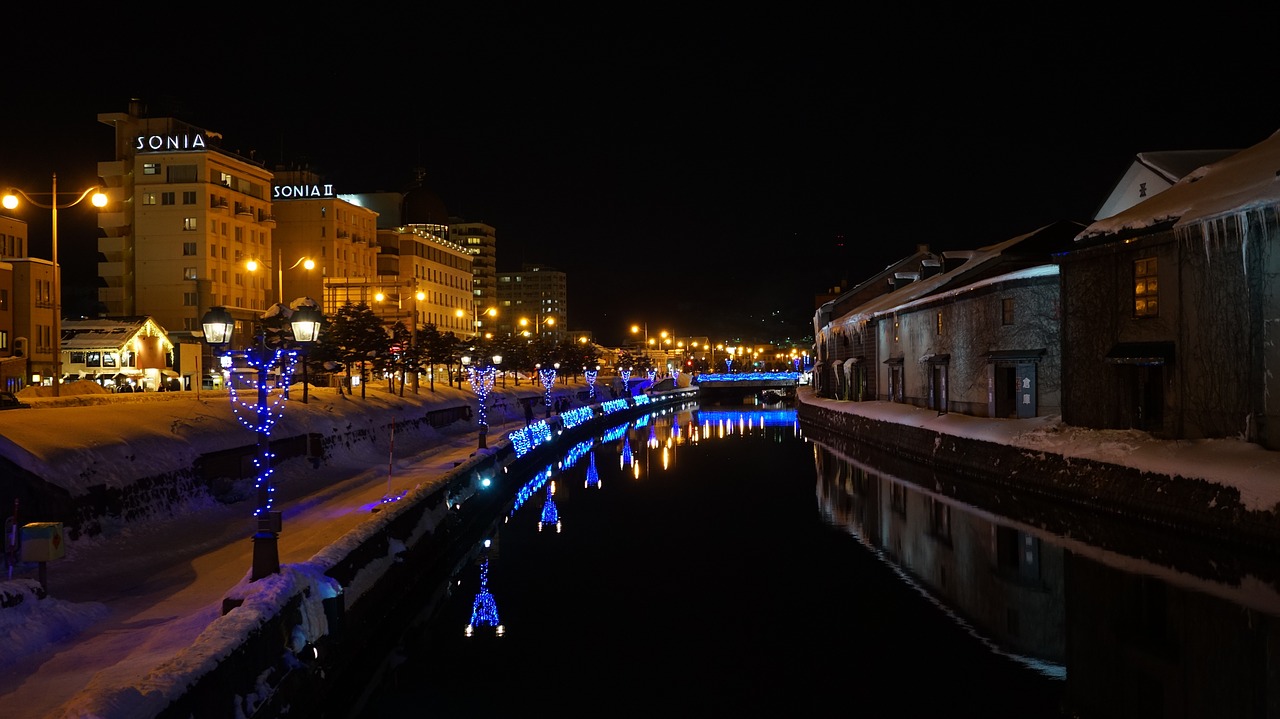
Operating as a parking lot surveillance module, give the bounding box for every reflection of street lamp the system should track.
[3,176,107,397]
[200,304,323,581]
[247,249,314,304]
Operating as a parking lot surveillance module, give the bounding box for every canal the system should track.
[353,401,1279,718]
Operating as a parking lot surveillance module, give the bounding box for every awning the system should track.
[985,349,1045,362]
[161,370,180,378]
[920,353,951,364]
[1105,341,1174,366]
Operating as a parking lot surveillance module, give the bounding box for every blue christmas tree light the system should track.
[621,434,633,468]
[464,557,504,637]
[585,449,600,489]
[539,485,561,532]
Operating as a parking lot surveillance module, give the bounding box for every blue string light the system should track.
[467,365,497,428]
[510,466,554,515]
[601,398,630,415]
[539,367,557,406]
[585,369,598,399]
[559,405,594,429]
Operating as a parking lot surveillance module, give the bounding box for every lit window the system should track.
[183,217,198,231]
[183,267,198,280]
[143,163,161,175]
[1134,257,1158,317]
[142,193,157,206]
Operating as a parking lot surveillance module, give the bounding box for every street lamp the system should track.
[463,353,501,449]
[458,305,497,339]
[247,249,314,305]
[2,175,107,397]
[200,304,322,581]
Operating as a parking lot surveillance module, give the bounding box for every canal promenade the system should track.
[0,378,597,719]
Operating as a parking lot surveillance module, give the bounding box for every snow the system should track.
[1079,127,1280,239]
[2,381,1279,718]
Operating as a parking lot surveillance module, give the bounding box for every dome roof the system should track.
[402,167,449,225]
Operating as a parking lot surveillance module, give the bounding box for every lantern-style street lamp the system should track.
[200,303,323,581]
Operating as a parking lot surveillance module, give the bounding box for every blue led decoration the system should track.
[585,449,600,489]
[725,357,732,372]
[560,405,594,429]
[539,366,557,406]
[466,365,497,428]
[223,348,300,518]
[601,398,630,415]
[601,421,629,442]
[465,557,504,637]
[226,348,297,434]
[508,420,554,458]
[510,466,554,515]
[538,486,561,532]
[633,394,651,406]
[561,438,593,469]
[646,367,656,384]
[619,368,632,393]
[694,371,801,383]
[585,368,598,399]
[620,435,633,467]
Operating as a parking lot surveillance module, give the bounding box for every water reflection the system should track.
[808,431,1280,717]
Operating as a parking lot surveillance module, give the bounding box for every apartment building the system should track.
[97,101,276,339]
[367,225,473,335]
[270,169,380,314]
[0,215,26,390]
[495,264,567,342]
[449,219,497,337]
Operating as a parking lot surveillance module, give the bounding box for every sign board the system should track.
[20,522,65,562]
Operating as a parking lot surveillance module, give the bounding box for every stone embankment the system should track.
[795,392,1280,553]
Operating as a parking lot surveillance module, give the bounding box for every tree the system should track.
[311,302,388,398]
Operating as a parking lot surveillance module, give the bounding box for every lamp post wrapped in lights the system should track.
[463,353,501,449]
[201,303,323,581]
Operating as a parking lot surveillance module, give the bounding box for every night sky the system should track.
[3,12,1279,347]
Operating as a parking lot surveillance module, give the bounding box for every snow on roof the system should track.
[829,225,1049,332]
[1079,128,1280,240]
[60,317,171,351]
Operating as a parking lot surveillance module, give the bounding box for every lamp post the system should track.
[3,176,107,397]
[247,249,314,305]
[458,305,497,340]
[201,304,322,581]
[463,354,500,449]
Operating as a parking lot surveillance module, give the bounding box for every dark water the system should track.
[357,404,1073,718]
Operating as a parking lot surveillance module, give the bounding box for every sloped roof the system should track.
[1079,128,1280,241]
[61,317,172,351]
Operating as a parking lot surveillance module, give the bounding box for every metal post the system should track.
[251,340,279,580]
[50,174,60,397]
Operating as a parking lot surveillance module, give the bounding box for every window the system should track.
[219,172,232,187]
[142,193,157,206]
[1002,298,1015,325]
[211,244,217,257]
[182,191,196,205]
[183,267,198,280]
[1134,257,1158,317]
[182,242,197,256]
[183,292,198,306]
[143,163,161,175]
[183,217,198,231]
[161,192,175,206]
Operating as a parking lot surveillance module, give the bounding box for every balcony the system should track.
[98,211,129,230]
[211,199,230,213]
[258,212,276,226]
[234,203,253,216]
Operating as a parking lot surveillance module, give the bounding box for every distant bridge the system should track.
[692,371,802,405]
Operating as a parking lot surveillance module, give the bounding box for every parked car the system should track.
[0,391,28,409]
